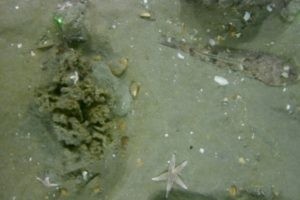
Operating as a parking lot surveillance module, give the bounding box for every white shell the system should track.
[177,52,185,59]
[214,76,229,86]
[243,11,251,22]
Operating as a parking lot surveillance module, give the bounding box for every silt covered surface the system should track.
[0,0,300,200]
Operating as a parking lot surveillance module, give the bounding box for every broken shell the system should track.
[37,39,54,50]
[130,81,141,99]
[108,57,129,77]
[140,11,151,18]
[139,11,155,21]
[214,75,229,86]
[228,184,238,198]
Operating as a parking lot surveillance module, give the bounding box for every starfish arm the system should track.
[174,160,188,174]
[169,154,176,171]
[152,172,168,181]
[166,178,174,198]
[174,175,188,190]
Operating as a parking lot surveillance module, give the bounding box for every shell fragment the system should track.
[214,76,229,86]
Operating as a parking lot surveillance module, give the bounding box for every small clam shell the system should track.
[228,184,238,198]
[37,39,54,50]
[140,11,151,18]
[130,81,141,99]
[139,11,155,21]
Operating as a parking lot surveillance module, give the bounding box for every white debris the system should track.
[15,5,19,10]
[286,104,291,111]
[283,65,290,71]
[70,71,79,84]
[208,38,216,46]
[199,148,205,154]
[177,52,185,59]
[17,43,22,48]
[164,133,169,138]
[281,71,289,78]
[30,50,36,57]
[243,11,251,22]
[36,176,59,187]
[189,131,194,135]
[266,4,275,12]
[266,4,273,12]
[214,75,229,86]
[82,171,88,181]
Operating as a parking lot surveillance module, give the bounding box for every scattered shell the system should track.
[130,81,141,99]
[108,57,129,77]
[59,188,69,197]
[140,11,151,18]
[208,38,216,46]
[266,4,273,12]
[243,11,251,22]
[214,75,229,86]
[121,136,129,150]
[228,185,239,198]
[17,43,22,48]
[136,158,144,167]
[177,52,185,59]
[199,148,205,154]
[139,11,155,21]
[238,157,246,164]
[93,55,102,61]
[37,39,54,50]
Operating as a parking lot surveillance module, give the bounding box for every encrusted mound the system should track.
[35,50,115,160]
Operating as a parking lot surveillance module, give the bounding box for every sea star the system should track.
[152,154,188,198]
